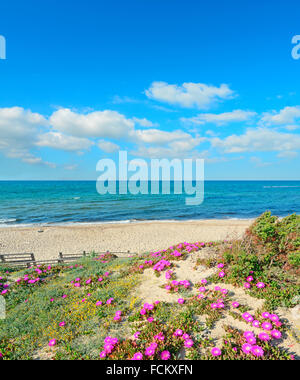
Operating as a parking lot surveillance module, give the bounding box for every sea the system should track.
[0,180,299,227]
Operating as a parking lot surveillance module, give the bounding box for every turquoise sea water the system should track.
[0,181,299,226]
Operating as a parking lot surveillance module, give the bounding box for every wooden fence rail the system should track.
[0,250,139,268]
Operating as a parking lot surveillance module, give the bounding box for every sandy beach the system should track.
[0,219,252,261]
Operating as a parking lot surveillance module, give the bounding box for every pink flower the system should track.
[174,329,183,337]
[218,271,225,278]
[104,343,114,354]
[251,345,264,357]
[246,276,253,282]
[242,343,252,354]
[48,339,56,347]
[270,314,279,323]
[246,336,256,345]
[161,350,171,360]
[140,308,146,315]
[244,282,251,289]
[59,321,66,327]
[199,287,206,293]
[184,339,194,348]
[132,352,143,360]
[145,347,155,357]
[262,312,270,319]
[211,347,222,357]
[96,301,103,306]
[201,279,208,285]
[243,331,254,339]
[256,282,265,289]
[258,332,270,341]
[99,351,106,358]
[178,298,185,304]
[232,302,239,308]
[252,320,260,328]
[271,330,282,339]
[147,317,154,323]
[242,312,252,320]
[262,322,272,331]
[217,263,224,268]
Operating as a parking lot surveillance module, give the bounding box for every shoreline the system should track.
[0,217,255,229]
[0,219,252,261]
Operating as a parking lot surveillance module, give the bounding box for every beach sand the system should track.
[0,219,252,261]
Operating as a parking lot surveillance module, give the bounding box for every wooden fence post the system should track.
[58,252,63,263]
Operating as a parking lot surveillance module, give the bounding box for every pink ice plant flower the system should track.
[256,282,265,289]
[252,320,260,328]
[132,352,143,360]
[232,302,240,308]
[184,339,194,348]
[211,347,222,357]
[271,330,282,339]
[258,332,271,341]
[48,339,56,347]
[251,345,264,357]
[178,298,185,304]
[243,331,255,339]
[242,343,252,354]
[174,329,183,337]
[218,271,225,278]
[270,314,280,322]
[262,322,273,331]
[161,350,171,360]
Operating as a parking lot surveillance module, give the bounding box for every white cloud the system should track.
[0,107,47,151]
[132,117,159,128]
[0,107,57,167]
[132,128,193,146]
[277,151,298,159]
[98,140,120,153]
[250,157,272,167]
[50,108,134,138]
[145,81,235,109]
[261,106,300,125]
[181,110,256,126]
[37,132,93,151]
[211,128,300,154]
[64,164,78,170]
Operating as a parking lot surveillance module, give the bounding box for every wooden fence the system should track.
[0,250,138,268]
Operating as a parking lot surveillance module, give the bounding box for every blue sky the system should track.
[0,0,300,180]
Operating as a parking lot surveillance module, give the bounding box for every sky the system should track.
[0,0,300,180]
